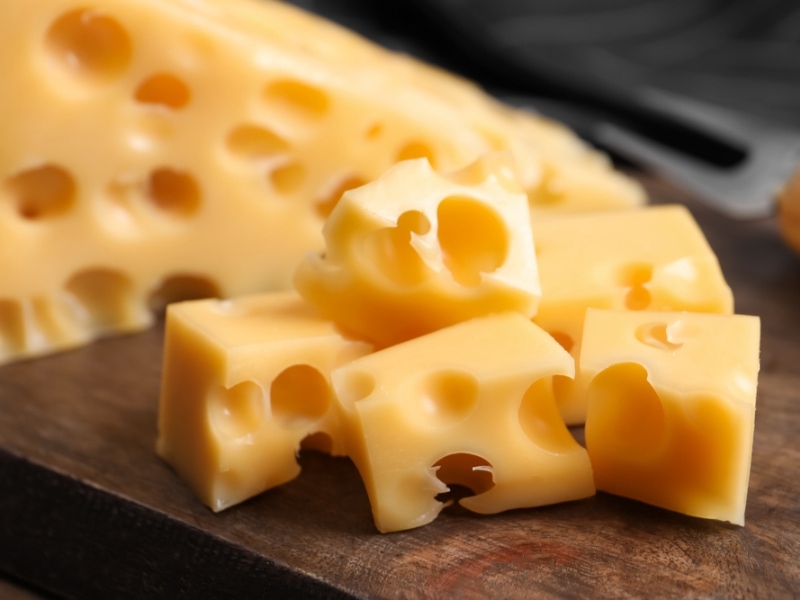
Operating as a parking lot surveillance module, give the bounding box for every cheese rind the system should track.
[581,309,759,525]
[0,0,644,364]
[531,204,734,425]
[332,312,594,533]
[295,155,541,347]
[156,290,372,511]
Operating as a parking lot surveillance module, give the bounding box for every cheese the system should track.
[331,312,594,533]
[0,0,644,365]
[581,309,760,525]
[294,154,540,347]
[777,164,800,255]
[531,204,734,425]
[155,290,372,512]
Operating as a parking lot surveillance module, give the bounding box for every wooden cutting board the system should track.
[1,177,798,599]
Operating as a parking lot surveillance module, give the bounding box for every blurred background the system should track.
[286,0,800,166]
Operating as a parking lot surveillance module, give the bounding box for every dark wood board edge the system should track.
[0,448,354,600]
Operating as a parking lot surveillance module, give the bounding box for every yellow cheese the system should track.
[581,309,759,525]
[155,290,372,512]
[531,204,734,425]
[332,312,594,533]
[0,0,644,364]
[294,154,541,348]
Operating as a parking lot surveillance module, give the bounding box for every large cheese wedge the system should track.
[332,312,594,533]
[294,154,540,348]
[582,309,760,526]
[531,204,734,425]
[0,0,644,365]
[156,291,372,512]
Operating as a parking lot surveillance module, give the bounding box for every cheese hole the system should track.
[261,79,330,121]
[363,210,432,286]
[64,268,135,331]
[208,380,265,439]
[4,164,76,221]
[45,8,132,81]
[615,263,653,310]
[549,331,574,354]
[409,370,479,427]
[315,175,367,219]
[437,196,508,287]
[396,141,437,169]
[134,73,191,109]
[364,122,384,139]
[270,365,331,427]
[585,363,665,458]
[147,168,201,217]
[433,453,494,505]
[635,322,684,351]
[270,162,306,195]
[447,154,522,193]
[300,431,334,454]
[335,369,376,404]
[225,124,290,160]
[519,378,578,454]
[529,163,566,206]
[147,274,220,313]
[0,300,25,355]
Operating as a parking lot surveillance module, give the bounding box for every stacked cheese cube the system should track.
[157,153,760,532]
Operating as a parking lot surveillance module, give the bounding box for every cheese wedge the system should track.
[0,0,644,364]
[582,309,760,526]
[531,204,734,425]
[332,312,594,533]
[156,290,372,512]
[294,153,540,348]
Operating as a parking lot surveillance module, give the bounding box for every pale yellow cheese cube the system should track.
[0,0,643,365]
[532,204,734,425]
[156,291,372,512]
[332,312,595,533]
[294,154,541,348]
[582,309,760,525]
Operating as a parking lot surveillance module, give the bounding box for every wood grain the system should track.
[1,177,799,599]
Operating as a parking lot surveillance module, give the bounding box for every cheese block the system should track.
[0,0,644,365]
[531,204,734,425]
[777,164,800,255]
[294,154,540,348]
[581,309,760,526]
[331,312,594,533]
[156,290,372,512]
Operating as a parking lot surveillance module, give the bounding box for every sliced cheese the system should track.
[531,204,734,425]
[294,154,540,347]
[332,312,594,533]
[0,0,644,364]
[156,290,372,512]
[581,309,759,526]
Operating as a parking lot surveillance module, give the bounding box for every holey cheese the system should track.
[532,205,734,425]
[582,309,760,525]
[156,291,372,512]
[295,154,540,348]
[0,0,644,365]
[332,312,594,533]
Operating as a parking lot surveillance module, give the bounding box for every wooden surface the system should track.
[1,177,799,599]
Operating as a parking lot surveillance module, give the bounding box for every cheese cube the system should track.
[581,309,760,525]
[532,204,734,425]
[156,291,372,512]
[294,154,541,348]
[332,312,595,533]
[0,0,644,365]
